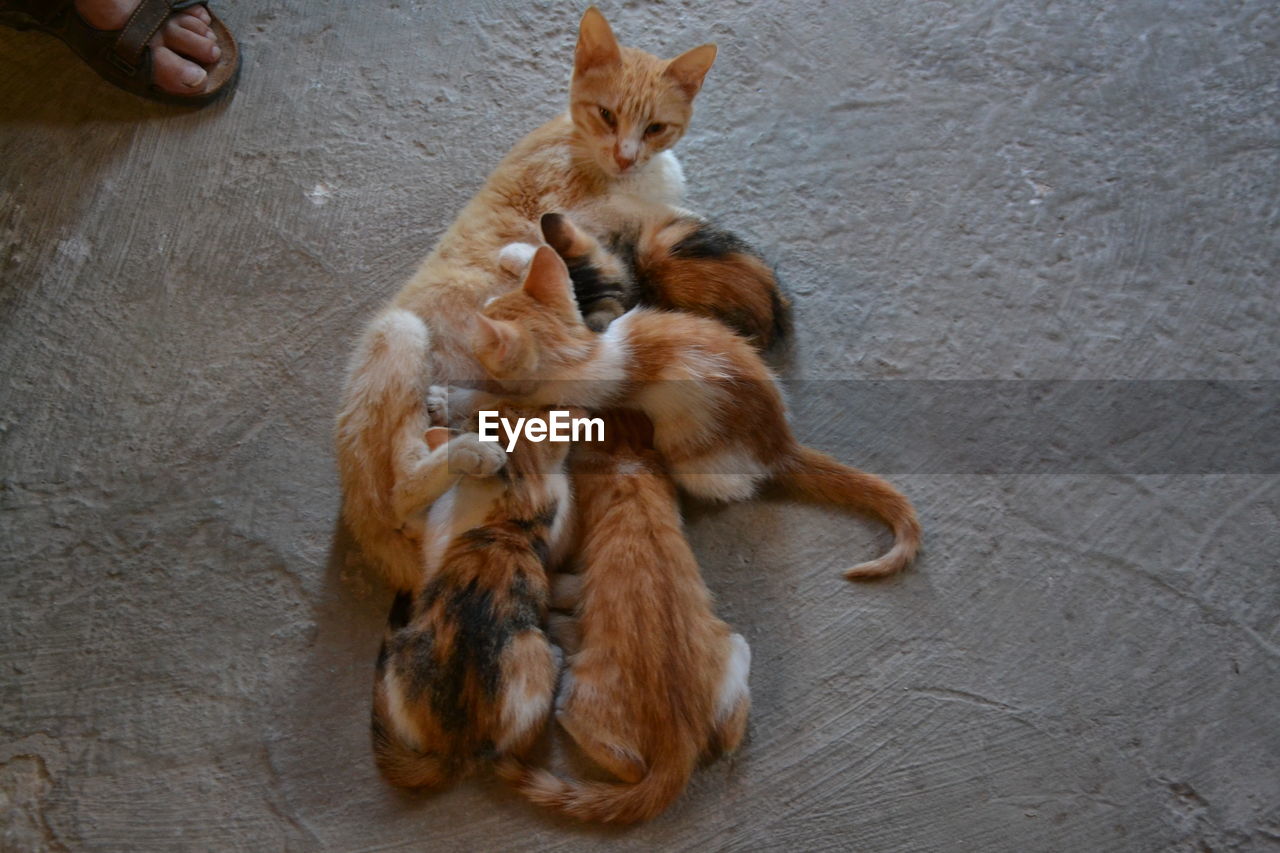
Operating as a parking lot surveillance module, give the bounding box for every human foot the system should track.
[74,0,220,95]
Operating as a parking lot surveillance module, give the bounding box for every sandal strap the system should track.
[113,0,175,70]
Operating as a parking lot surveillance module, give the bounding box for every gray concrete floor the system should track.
[2,1,1278,850]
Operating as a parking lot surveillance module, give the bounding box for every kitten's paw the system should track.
[547,612,581,656]
[716,633,752,720]
[550,573,584,611]
[498,242,538,275]
[584,306,623,332]
[426,386,450,427]
[449,433,507,477]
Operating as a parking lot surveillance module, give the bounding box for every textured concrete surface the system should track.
[2,1,1278,850]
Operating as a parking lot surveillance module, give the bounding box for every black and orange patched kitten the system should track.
[476,247,921,579]
[371,405,574,789]
[504,211,790,353]
[501,410,750,824]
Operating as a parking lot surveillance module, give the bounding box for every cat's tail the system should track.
[496,757,692,825]
[775,446,921,578]
[371,712,455,790]
[335,308,433,591]
[371,593,457,790]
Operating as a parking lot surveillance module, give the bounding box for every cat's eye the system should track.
[598,106,616,129]
[645,122,666,136]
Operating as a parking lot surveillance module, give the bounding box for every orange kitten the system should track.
[371,408,574,789]
[501,410,750,824]
[475,247,922,579]
[337,7,718,590]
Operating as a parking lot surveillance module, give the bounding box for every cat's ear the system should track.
[424,427,453,451]
[540,212,593,259]
[473,315,521,367]
[575,6,622,75]
[664,43,717,97]
[522,245,577,313]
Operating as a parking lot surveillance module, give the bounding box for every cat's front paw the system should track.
[426,385,450,427]
[550,573,584,610]
[498,242,538,275]
[547,612,581,657]
[584,302,625,332]
[449,433,507,478]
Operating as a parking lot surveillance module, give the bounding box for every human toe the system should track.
[150,44,207,93]
[162,17,219,63]
[175,13,214,40]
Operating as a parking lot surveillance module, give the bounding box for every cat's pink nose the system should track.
[613,150,635,172]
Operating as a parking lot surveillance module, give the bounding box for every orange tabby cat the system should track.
[372,407,574,789]
[337,7,718,590]
[475,247,922,579]
[500,410,750,824]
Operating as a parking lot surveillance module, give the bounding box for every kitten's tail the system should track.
[776,446,921,578]
[372,611,457,791]
[335,308,433,591]
[371,714,455,790]
[496,757,691,825]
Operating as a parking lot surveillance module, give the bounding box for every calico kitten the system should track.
[338,7,719,590]
[539,211,791,352]
[474,247,921,579]
[500,410,750,824]
[371,408,574,789]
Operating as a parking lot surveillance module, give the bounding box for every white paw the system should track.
[426,385,449,427]
[498,242,538,275]
[449,433,507,477]
[716,633,752,721]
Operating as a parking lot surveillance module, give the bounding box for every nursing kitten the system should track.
[337,7,719,590]
[371,408,574,789]
[475,247,921,579]
[538,211,791,352]
[500,410,750,824]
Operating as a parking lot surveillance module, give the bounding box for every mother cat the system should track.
[337,8,718,589]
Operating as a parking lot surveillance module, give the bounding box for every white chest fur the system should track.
[575,151,691,235]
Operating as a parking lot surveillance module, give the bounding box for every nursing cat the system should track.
[475,247,921,579]
[372,407,574,788]
[337,7,719,590]
[501,410,750,824]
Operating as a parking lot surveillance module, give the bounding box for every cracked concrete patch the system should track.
[1,0,1277,850]
[1,756,68,853]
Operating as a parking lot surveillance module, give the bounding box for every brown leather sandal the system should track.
[0,0,240,107]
